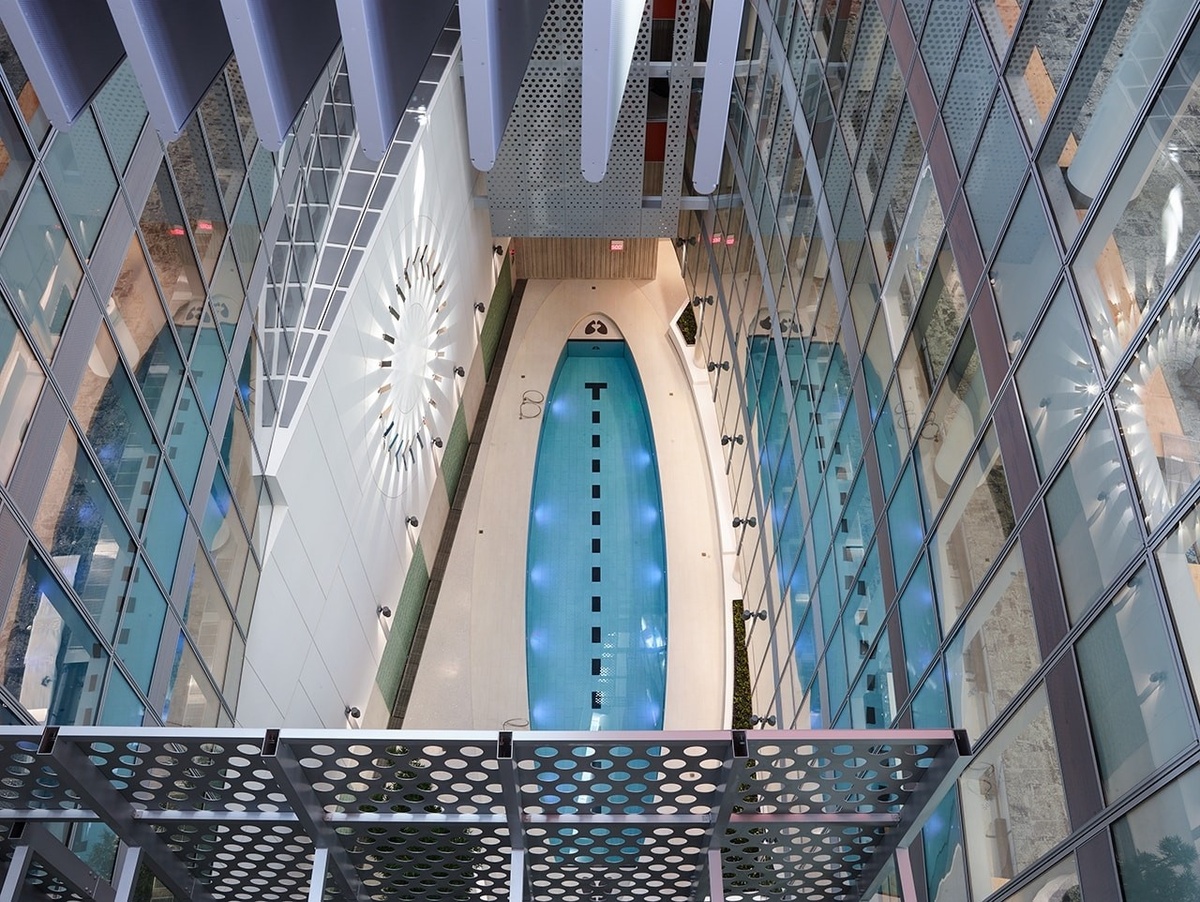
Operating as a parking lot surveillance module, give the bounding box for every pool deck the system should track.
[406,241,731,730]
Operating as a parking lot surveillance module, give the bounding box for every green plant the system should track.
[676,304,697,345]
[731,599,752,729]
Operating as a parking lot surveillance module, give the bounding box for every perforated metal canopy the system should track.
[0,727,968,902]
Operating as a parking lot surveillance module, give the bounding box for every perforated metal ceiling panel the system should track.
[0,727,968,902]
[486,0,697,238]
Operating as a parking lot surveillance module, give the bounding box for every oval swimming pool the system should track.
[526,339,667,730]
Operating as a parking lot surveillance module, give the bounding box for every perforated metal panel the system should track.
[0,728,967,902]
[487,0,697,238]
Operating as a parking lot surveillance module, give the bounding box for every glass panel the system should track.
[92,61,147,172]
[912,659,949,727]
[43,110,117,256]
[990,178,1060,351]
[960,687,1070,899]
[923,784,968,902]
[204,466,250,596]
[107,231,184,436]
[976,0,1025,59]
[0,91,30,226]
[898,557,939,686]
[920,0,968,101]
[36,427,136,641]
[910,241,968,387]
[0,28,49,143]
[1016,283,1097,477]
[167,115,228,280]
[163,637,222,727]
[1157,498,1200,706]
[1078,567,1194,802]
[946,541,1038,740]
[98,666,145,725]
[916,331,989,518]
[877,161,942,357]
[1115,265,1200,526]
[1046,414,1142,620]
[942,20,993,168]
[0,545,109,724]
[0,176,83,357]
[114,559,166,693]
[1040,0,1195,247]
[184,552,234,690]
[198,74,246,213]
[1005,0,1093,140]
[1112,765,1200,902]
[931,426,1015,626]
[888,459,925,584]
[139,162,206,352]
[1004,853,1080,902]
[0,297,44,483]
[225,59,258,157]
[72,323,158,524]
[964,96,1026,258]
[1073,46,1200,372]
[167,382,207,498]
[142,472,187,587]
[229,187,260,277]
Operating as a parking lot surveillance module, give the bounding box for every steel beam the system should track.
[6,823,117,902]
[37,728,217,902]
[263,730,363,901]
[0,843,32,902]
[690,730,749,902]
[307,848,329,902]
[112,844,143,902]
[693,0,744,193]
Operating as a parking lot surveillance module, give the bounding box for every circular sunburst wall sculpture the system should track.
[366,220,461,497]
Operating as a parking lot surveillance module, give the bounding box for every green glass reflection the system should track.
[1112,765,1200,902]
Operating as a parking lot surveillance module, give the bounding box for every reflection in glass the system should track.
[964,96,1025,257]
[98,666,145,725]
[923,785,968,902]
[0,546,108,724]
[0,28,49,143]
[1016,283,1096,477]
[898,557,938,686]
[991,178,1061,352]
[960,687,1069,899]
[43,110,117,256]
[72,323,158,524]
[163,636,221,727]
[877,162,942,357]
[1154,500,1200,725]
[140,162,207,354]
[1004,854,1081,902]
[92,61,147,172]
[0,298,44,483]
[1072,26,1200,373]
[0,90,30,225]
[184,553,235,691]
[1046,414,1141,620]
[1078,567,1194,802]
[1112,765,1200,902]
[931,426,1015,626]
[1115,268,1200,526]
[115,559,166,693]
[198,73,246,213]
[946,541,1037,741]
[167,115,228,279]
[0,176,83,358]
[36,427,135,643]
[106,231,184,435]
[1040,0,1194,247]
[1005,0,1090,140]
[942,20,992,168]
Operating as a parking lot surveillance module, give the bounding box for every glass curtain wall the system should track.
[679,1,1200,900]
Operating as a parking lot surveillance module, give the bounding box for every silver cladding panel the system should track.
[0,728,963,902]
[486,0,697,238]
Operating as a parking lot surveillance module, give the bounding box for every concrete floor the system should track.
[405,242,733,730]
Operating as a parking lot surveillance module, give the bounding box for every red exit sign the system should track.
[610,239,625,251]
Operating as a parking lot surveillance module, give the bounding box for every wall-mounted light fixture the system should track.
[749,714,776,727]
[692,295,714,307]
[432,437,444,448]
[493,245,504,256]
[377,606,392,618]
[742,609,767,621]
[673,236,698,248]
[344,706,362,719]
[454,365,466,377]
[707,361,730,372]
[475,301,486,312]
[721,434,744,445]
[732,517,757,528]
[405,516,419,527]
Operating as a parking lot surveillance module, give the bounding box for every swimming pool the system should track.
[526,339,667,730]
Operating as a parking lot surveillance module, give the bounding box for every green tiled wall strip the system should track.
[480,256,513,375]
[442,406,469,502]
[375,541,429,703]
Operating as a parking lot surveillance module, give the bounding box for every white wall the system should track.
[236,62,496,728]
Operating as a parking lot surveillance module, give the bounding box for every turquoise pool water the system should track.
[526,340,667,730]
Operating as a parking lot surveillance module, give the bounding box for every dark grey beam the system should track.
[106,0,233,142]
[334,0,456,157]
[0,0,124,128]
[218,0,342,149]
